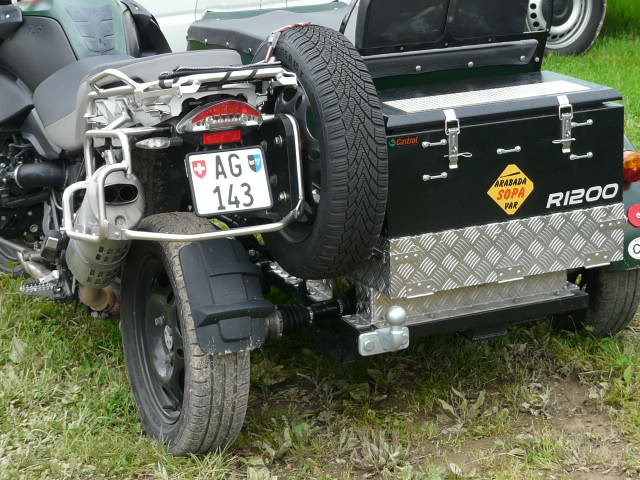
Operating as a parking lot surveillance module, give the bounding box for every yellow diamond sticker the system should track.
[487,164,534,215]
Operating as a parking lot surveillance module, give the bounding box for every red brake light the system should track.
[202,129,243,145]
[624,151,640,183]
[177,100,262,134]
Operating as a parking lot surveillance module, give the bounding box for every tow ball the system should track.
[358,306,410,357]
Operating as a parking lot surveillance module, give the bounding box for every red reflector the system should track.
[203,129,243,145]
[624,151,640,183]
[628,204,640,228]
[192,100,261,125]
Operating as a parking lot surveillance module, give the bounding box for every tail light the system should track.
[624,150,640,183]
[176,100,262,134]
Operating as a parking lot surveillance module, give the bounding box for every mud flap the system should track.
[179,238,274,354]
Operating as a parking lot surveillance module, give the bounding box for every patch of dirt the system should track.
[549,376,614,438]
[569,472,629,480]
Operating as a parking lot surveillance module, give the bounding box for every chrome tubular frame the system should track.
[62,113,305,243]
[86,64,296,103]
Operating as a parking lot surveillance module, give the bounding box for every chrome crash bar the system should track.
[62,114,305,243]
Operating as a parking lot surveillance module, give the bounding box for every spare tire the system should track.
[531,0,607,55]
[264,25,388,279]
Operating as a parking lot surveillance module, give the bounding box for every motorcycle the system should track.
[0,0,387,454]
[2,0,640,456]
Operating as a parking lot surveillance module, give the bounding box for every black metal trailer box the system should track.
[380,71,624,238]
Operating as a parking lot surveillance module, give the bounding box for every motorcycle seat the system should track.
[33,49,242,152]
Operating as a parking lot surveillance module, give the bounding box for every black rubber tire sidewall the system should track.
[558,268,640,337]
[546,0,607,55]
[265,25,388,279]
[121,213,250,455]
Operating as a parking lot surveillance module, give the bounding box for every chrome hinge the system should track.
[443,109,472,169]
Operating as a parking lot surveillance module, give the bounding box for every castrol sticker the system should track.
[487,164,534,215]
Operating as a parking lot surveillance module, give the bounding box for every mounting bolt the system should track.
[29,224,38,233]
[278,191,290,202]
[415,65,422,72]
[274,136,284,147]
[468,61,475,68]
[520,55,527,62]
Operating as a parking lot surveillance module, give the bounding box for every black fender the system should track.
[179,238,274,354]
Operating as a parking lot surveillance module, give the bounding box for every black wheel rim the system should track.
[274,84,323,243]
[135,254,185,424]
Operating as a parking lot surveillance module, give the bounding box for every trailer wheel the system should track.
[557,268,640,337]
[529,0,607,55]
[264,25,388,279]
[121,213,250,455]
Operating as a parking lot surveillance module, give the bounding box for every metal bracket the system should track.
[358,306,410,357]
[422,172,448,182]
[422,139,447,149]
[443,109,472,169]
[497,146,522,155]
[570,152,594,161]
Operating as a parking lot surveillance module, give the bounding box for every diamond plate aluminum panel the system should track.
[348,272,574,329]
[352,204,625,299]
[384,80,590,113]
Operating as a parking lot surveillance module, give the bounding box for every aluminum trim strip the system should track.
[349,272,573,329]
[352,204,625,299]
[384,80,591,113]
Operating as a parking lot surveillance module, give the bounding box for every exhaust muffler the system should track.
[66,167,145,290]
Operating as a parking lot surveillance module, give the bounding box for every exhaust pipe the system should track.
[66,167,145,290]
[79,285,119,314]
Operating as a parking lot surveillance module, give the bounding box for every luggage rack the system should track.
[62,66,304,244]
[62,113,304,243]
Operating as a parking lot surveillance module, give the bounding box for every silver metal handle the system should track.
[422,172,449,182]
[422,139,447,149]
[572,119,594,128]
[497,146,522,155]
[570,152,594,161]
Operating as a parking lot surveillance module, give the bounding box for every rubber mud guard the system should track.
[179,238,274,354]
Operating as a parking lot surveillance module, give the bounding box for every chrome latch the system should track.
[444,109,472,169]
[553,95,575,154]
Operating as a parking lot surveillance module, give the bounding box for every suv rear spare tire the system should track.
[264,25,388,279]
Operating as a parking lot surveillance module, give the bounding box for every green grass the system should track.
[2,3,640,479]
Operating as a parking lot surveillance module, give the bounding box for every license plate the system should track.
[186,147,272,216]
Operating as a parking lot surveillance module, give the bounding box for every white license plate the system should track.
[186,147,272,216]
